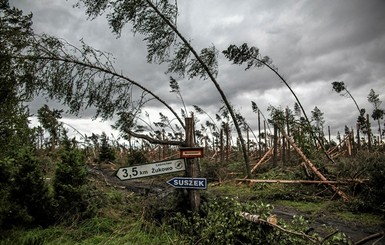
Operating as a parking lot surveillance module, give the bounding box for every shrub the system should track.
[126,150,148,166]
[53,146,100,222]
[169,197,318,244]
[99,132,115,163]
[336,151,385,212]
[1,148,55,228]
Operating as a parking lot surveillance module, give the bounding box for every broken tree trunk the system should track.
[281,130,350,202]
[238,146,274,184]
[250,147,274,173]
[236,179,366,185]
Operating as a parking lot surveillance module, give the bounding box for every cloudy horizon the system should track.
[9,0,385,143]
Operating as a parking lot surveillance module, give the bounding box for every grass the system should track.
[274,200,327,214]
[335,211,384,226]
[2,218,181,245]
[2,160,384,244]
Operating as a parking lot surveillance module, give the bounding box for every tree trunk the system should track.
[185,117,200,213]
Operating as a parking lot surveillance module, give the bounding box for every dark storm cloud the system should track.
[8,0,385,138]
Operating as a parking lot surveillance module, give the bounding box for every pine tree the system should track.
[99,132,116,163]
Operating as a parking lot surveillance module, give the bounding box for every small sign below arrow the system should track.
[167,177,207,190]
[179,147,204,158]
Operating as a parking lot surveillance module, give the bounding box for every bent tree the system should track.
[367,89,384,142]
[24,36,184,128]
[332,81,369,139]
[75,0,252,176]
[223,44,335,163]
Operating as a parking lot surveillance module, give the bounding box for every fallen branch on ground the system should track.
[239,211,319,244]
[236,179,367,185]
[355,230,385,245]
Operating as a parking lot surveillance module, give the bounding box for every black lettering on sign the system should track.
[122,169,128,178]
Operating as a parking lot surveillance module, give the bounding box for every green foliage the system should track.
[0,5,45,223]
[0,218,180,245]
[78,0,177,63]
[170,197,318,245]
[357,155,385,211]
[98,132,115,163]
[126,149,148,166]
[11,149,55,227]
[0,1,35,158]
[0,157,16,229]
[0,148,55,229]
[223,43,272,70]
[37,105,63,149]
[331,81,346,94]
[336,151,385,212]
[53,146,100,222]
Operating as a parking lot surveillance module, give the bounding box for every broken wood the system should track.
[236,179,367,185]
[280,130,351,202]
[239,211,318,244]
[355,229,385,245]
[250,147,274,173]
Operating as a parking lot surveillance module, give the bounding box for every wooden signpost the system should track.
[183,116,202,213]
[116,116,205,213]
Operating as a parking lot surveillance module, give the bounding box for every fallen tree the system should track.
[237,179,367,185]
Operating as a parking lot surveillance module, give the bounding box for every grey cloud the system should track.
[9,0,385,138]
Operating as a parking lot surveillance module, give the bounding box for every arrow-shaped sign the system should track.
[167,177,207,190]
[116,159,185,180]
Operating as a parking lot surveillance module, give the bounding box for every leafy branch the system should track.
[7,34,185,129]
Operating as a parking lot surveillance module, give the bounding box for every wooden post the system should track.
[185,117,200,213]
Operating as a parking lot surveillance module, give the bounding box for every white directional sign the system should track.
[116,159,186,180]
[167,177,207,190]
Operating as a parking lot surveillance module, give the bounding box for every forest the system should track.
[1,0,385,244]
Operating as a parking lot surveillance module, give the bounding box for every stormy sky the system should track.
[9,0,385,141]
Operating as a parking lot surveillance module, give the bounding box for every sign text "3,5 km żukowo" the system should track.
[116,159,186,180]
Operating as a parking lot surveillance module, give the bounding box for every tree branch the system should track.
[355,230,385,245]
[127,130,186,146]
[9,53,185,128]
[239,211,319,244]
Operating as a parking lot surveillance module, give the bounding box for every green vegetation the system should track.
[1,217,180,245]
[1,153,385,244]
[1,1,384,244]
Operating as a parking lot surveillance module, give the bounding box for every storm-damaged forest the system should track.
[1,1,385,244]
